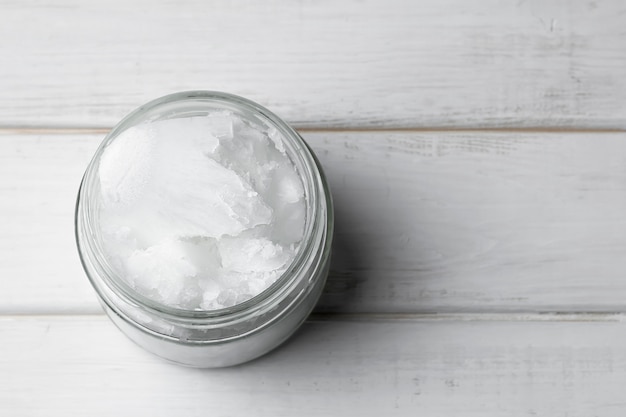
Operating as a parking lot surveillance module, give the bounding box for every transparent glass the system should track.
[75,91,333,367]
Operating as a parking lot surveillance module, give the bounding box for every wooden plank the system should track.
[0,134,102,314]
[1,131,625,314]
[0,0,624,129]
[315,131,626,314]
[1,315,626,416]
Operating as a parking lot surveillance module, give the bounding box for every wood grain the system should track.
[2,1,624,412]
[0,0,624,129]
[1,131,624,314]
[2,315,626,416]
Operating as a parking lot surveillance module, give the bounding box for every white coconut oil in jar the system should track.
[75,91,333,367]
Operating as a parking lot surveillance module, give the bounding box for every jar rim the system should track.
[76,90,329,324]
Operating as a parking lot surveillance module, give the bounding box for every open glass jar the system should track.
[75,91,333,367]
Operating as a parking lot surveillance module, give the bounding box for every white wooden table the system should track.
[1,1,625,415]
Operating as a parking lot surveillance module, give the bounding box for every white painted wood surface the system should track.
[1,0,626,415]
[2,131,625,314]
[0,0,625,128]
[2,315,626,416]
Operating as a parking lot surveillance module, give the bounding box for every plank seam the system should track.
[0,127,624,135]
[1,312,625,322]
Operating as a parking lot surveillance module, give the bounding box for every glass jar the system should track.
[75,91,333,367]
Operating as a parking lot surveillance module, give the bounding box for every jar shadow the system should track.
[313,205,367,314]
[313,173,365,314]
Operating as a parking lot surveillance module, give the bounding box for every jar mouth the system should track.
[76,91,327,322]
